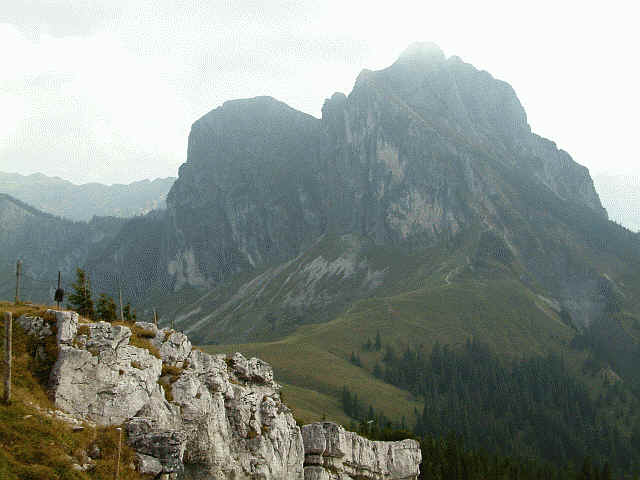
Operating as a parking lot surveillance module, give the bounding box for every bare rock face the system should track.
[19,312,420,479]
[26,311,306,479]
[49,320,163,425]
[16,313,53,339]
[148,325,192,366]
[51,310,78,345]
[301,422,421,480]
[136,453,164,476]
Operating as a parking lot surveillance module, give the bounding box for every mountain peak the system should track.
[396,42,446,65]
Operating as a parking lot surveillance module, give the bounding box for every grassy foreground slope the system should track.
[0,302,144,480]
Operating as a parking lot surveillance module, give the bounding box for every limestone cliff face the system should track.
[166,96,324,289]
[158,42,605,291]
[77,42,614,333]
[319,42,604,245]
[17,310,420,480]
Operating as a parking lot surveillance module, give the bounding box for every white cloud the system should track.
[0,1,638,183]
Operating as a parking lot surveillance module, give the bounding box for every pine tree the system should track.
[123,302,136,322]
[375,330,382,351]
[68,268,94,319]
[342,386,353,417]
[96,293,117,322]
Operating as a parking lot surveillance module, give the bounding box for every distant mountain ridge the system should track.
[0,193,127,302]
[0,171,175,221]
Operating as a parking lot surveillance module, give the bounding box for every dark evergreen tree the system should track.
[375,330,382,351]
[67,268,94,319]
[123,302,136,322]
[350,351,362,366]
[95,293,117,322]
[370,338,639,475]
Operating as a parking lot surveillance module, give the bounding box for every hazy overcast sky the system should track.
[1,1,638,185]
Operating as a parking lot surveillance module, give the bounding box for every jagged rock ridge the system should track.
[17,310,421,479]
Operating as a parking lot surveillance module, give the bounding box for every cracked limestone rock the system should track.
[50,309,78,345]
[301,422,421,480]
[131,348,305,478]
[19,312,419,480]
[136,453,163,476]
[49,320,163,425]
[16,313,54,339]
[149,326,192,366]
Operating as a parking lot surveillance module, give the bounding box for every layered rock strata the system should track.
[16,310,420,479]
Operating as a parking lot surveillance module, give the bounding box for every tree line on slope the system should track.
[347,337,640,477]
[341,385,617,480]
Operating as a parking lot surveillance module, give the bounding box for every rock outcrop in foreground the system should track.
[302,422,421,480]
[17,310,421,480]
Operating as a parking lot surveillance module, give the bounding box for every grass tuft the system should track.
[128,335,161,360]
[131,325,156,339]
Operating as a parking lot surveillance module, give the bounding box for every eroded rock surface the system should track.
[49,320,162,425]
[302,422,421,480]
[18,312,419,479]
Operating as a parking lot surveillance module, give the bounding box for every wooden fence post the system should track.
[114,427,122,480]
[3,311,12,405]
[14,261,21,304]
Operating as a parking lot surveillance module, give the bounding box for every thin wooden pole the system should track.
[114,427,122,480]
[3,312,12,405]
[57,271,61,309]
[153,308,158,326]
[14,261,21,304]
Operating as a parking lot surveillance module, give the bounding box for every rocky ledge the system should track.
[302,422,421,480]
[16,310,421,479]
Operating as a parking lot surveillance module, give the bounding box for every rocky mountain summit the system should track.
[16,310,421,479]
[75,41,629,342]
[4,43,631,340]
